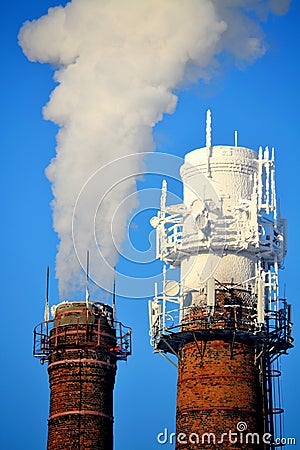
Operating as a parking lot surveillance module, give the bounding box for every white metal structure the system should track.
[149,110,287,350]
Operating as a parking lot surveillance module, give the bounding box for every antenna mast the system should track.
[44,266,50,323]
[205,109,212,148]
[234,130,238,147]
[85,250,90,312]
[112,268,117,321]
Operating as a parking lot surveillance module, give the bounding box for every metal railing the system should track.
[33,318,132,364]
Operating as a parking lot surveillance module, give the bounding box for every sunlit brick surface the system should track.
[47,302,117,450]
[176,339,264,449]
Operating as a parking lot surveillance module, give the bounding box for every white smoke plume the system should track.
[19,0,290,298]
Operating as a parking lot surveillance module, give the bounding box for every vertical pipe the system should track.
[234,130,238,147]
[264,147,270,214]
[162,266,167,332]
[271,147,277,225]
[258,146,263,210]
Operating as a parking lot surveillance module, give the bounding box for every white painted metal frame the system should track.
[149,142,286,349]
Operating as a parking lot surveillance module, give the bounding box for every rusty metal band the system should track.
[54,309,100,316]
[178,374,256,384]
[49,410,113,421]
[48,358,116,369]
[183,340,251,349]
[49,329,115,340]
[177,406,257,415]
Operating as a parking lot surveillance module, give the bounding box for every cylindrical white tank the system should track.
[180,145,258,299]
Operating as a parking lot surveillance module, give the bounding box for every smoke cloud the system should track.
[19,0,290,298]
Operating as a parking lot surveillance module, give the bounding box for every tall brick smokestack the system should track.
[34,301,131,450]
[176,340,262,443]
[149,111,293,449]
[175,291,264,449]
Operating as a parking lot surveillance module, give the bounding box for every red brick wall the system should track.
[47,303,117,450]
[176,341,264,449]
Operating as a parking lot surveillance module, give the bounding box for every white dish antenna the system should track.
[165,280,180,297]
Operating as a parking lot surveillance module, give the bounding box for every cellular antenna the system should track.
[85,250,90,310]
[44,266,50,323]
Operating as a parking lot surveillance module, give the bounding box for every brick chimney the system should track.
[149,113,293,449]
[175,291,264,449]
[34,300,131,450]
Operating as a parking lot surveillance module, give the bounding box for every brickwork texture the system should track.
[176,291,264,450]
[47,302,117,450]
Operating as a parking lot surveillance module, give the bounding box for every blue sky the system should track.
[1,1,300,449]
